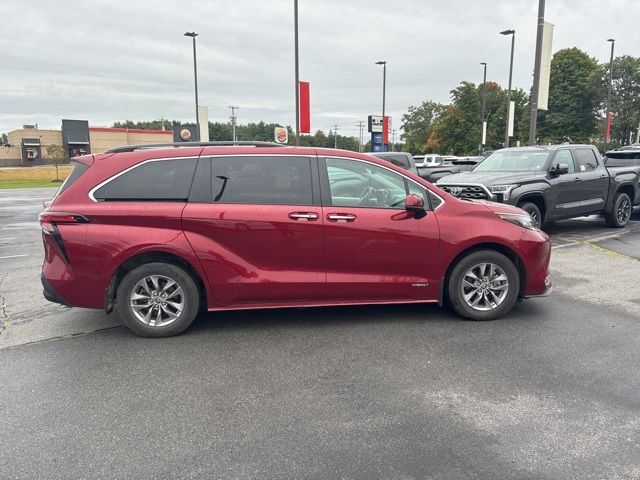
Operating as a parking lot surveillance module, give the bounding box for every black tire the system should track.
[447,250,520,321]
[517,201,543,228]
[605,192,632,228]
[116,262,200,337]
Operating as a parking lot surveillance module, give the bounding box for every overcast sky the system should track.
[2,0,638,138]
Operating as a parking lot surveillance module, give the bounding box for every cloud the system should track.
[1,0,638,136]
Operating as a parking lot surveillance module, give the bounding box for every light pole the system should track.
[294,0,300,145]
[480,62,487,153]
[604,38,615,151]
[500,29,515,148]
[529,0,546,145]
[184,32,200,141]
[376,60,387,149]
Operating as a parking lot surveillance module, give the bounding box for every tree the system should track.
[400,100,446,154]
[537,48,603,144]
[426,81,528,155]
[45,144,65,182]
[0,133,7,146]
[608,55,640,145]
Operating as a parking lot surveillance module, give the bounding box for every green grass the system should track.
[0,181,63,189]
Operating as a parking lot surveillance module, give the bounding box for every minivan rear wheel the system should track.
[116,262,200,337]
[447,250,520,321]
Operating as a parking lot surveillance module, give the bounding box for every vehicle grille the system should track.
[439,185,489,200]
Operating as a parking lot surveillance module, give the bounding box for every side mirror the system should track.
[551,163,569,176]
[405,194,427,218]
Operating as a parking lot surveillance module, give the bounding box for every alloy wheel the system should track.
[460,263,510,312]
[129,275,184,327]
[617,197,631,225]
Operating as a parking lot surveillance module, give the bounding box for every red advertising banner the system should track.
[299,81,311,134]
[382,115,390,144]
[605,111,614,142]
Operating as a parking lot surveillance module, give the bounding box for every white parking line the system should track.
[0,237,16,241]
[0,254,30,259]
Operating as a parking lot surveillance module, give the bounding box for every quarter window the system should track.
[93,158,197,201]
[325,158,407,208]
[211,156,313,205]
[574,149,599,172]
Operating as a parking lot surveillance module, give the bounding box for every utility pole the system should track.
[333,125,339,149]
[356,121,365,152]
[604,39,615,151]
[391,129,396,151]
[184,32,200,141]
[528,0,546,145]
[228,105,239,142]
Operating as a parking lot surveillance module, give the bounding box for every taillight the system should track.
[39,212,90,224]
[39,212,88,264]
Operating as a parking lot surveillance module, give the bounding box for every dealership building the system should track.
[0,119,174,167]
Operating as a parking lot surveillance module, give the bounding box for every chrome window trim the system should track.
[324,155,446,211]
[88,156,200,202]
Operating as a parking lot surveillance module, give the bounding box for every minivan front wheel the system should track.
[447,250,520,321]
[116,262,200,337]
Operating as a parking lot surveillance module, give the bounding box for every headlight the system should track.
[489,184,517,201]
[497,212,538,230]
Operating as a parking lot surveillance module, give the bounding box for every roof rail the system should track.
[105,141,283,154]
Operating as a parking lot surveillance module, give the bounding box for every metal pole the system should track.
[604,39,615,151]
[294,0,300,146]
[528,0,545,145]
[480,62,487,153]
[382,63,386,147]
[192,36,200,141]
[333,125,338,149]
[505,32,515,147]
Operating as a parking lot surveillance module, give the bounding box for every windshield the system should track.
[605,152,640,167]
[474,150,550,172]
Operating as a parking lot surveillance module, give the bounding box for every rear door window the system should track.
[211,156,314,205]
[574,149,600,172]
[93,157,198,201]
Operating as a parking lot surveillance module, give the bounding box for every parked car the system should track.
[41,142,551,337]
[604,144,640,167]
[436,145,640,228]
[418,156,485,183]
[414,154,444,168]
[369,151,418,174]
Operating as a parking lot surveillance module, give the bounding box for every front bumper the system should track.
[525,275,553,298]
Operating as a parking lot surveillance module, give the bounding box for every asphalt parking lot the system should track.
[1,187,640,479]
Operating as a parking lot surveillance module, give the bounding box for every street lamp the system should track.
[480,62,487,153]
[500,29,515,148]
[375,60,387,149]
[184,32,200,141]
[294,0,300,145]
[605,38,615,151]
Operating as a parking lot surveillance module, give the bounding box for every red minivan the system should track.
[40,143,552,337]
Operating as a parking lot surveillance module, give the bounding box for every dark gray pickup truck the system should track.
[436,145,640,228]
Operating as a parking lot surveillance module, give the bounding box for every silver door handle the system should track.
[327,213,356,222]
[288,212,318,220]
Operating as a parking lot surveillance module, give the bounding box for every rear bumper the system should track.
[41,274,71,307]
